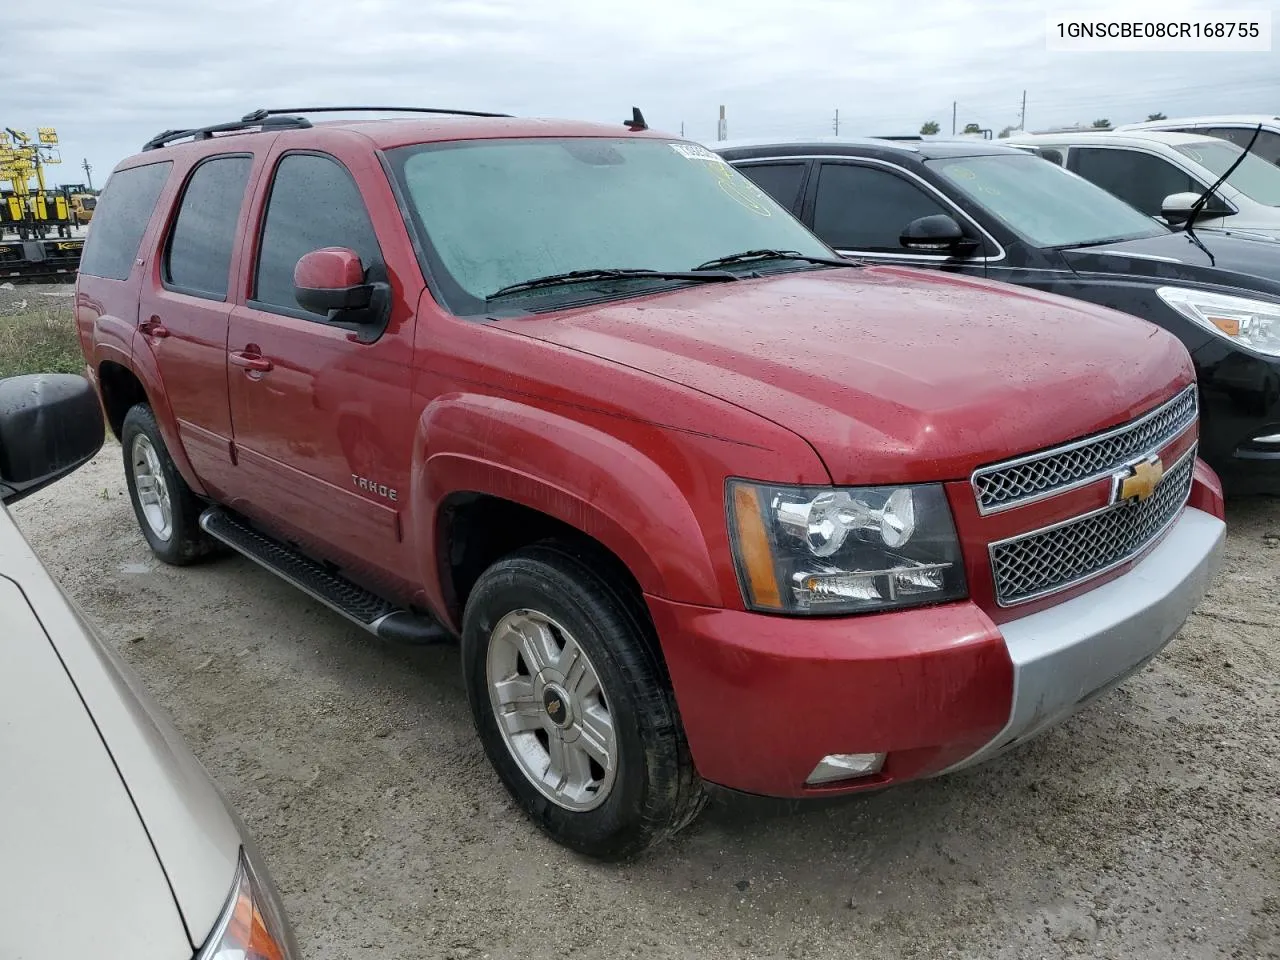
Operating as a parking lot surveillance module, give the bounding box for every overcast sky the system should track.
[8,0,1279,186]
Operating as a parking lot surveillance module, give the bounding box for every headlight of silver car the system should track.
[727,480,967,614]
[1157,286,1280,357]
[197,848,297,960]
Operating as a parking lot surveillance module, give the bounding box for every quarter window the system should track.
[164,156,252,299]
[814,163,953,251]
[253,154,381,317]
[78,162,172,281]
[737,162,807,214]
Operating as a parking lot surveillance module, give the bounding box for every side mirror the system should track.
[1161,191,1231,225]
[293,247,390,344]
[0,374,105,505]
[900,214,980,254]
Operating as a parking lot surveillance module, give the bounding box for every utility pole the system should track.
[952,101,957,136]
[833,108,839,136]
[1019,90,1027,132]
[82,157,94,191]
[680,121,685,138]
[717,105,727,141]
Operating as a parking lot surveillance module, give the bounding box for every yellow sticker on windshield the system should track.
[711,162,774,216]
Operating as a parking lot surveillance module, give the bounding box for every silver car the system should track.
[0,373,298,959]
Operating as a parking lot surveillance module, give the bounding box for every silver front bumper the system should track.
[943,506,1225,774]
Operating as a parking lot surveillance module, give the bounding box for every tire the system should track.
[121,404,218,565]
[462,542,705,860]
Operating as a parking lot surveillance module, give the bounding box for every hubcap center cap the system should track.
[542,684,572,728]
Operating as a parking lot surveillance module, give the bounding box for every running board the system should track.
[199,507,450,645]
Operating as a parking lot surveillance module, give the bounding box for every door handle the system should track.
[229,351,273,373]
[140,316,170,338]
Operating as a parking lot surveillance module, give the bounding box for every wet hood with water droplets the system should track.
[497,266,1195,485]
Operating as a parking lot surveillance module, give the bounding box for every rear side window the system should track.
[1068,148,1199,216]
[78,162,172,280]
[252,153,381,317]
[814,162,951,251]
[737,162,807,214]
[164,155,253,299]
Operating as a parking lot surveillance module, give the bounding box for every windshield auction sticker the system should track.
[1047,8,1271,50]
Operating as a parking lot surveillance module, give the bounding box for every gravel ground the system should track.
[12,452,1279,960]
[0,281,76,313]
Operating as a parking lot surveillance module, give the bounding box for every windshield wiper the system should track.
[1179,123,1262,265]
[692,249,855,271]
[486,268,737,301]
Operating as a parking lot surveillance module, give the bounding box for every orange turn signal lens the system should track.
[730,484,782,609]
[1207,315,1241,336]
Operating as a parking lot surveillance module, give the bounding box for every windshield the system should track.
[928,153,1166,247]
[1175,140,1280,207]
[388,137,833,313]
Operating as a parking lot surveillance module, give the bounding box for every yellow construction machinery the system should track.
[0,126,83,280]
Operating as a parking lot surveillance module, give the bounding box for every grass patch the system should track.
[0,302,82,379]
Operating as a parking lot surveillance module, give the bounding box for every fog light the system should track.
[805,752,886,785]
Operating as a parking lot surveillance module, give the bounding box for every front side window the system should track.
[813,163,953,251]
[931,152,1166,247]
[1068,148,1199,217]
[388,138,833,314]
[253,153,381,317]
[164,155,252,299]
[1176,139,1280,206]
[78,162,172,281]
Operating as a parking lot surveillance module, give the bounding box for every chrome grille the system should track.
[990,449,1195,606]
[972,386,1197,514]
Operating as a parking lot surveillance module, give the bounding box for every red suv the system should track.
[76,107,1226,859]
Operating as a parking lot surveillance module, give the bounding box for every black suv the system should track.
[715,137,1280,495]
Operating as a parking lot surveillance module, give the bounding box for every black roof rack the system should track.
[142,114,312,151]
[142,105,514,152]
[241,106,514,121]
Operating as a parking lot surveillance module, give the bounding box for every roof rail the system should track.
[874,134,924,141]
[241,106,514,121]
[142,114,312,152]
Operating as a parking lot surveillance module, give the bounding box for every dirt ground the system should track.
[12,452,1279,960]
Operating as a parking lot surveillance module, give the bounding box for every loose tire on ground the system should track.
[461,541,705,860]
[121,404,219,566]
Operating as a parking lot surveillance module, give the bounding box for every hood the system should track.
[0,512,242,953]
[1061,231,1280,300]
[0,570,190,960]
[496,267,1194,485]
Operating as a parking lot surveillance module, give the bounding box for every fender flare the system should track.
[121,331,208,496]
[409,394,722,619]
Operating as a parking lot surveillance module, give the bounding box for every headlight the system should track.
[727,481,967,614]
[198,849,297,960]
[1157,286,1280,357]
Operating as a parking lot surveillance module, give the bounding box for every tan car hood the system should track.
[0,572,189,959]
[0,512,241,953]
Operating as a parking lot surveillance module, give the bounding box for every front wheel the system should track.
[462,542,704,859]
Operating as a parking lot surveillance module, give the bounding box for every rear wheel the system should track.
[121,404,218,565]
[461,542,705,859]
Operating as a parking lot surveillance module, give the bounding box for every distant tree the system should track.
[998,125,1016,138]
[920,120,940,135]
[1147,112,1167,121]
[962,122,983,134]
[1092,118,1112,129]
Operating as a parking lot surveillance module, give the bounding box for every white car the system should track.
[1117,115,1280,168]
[1007,130,1280,239]
[0,373,298,960]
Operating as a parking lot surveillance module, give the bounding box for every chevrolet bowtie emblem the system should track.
[1114,456,1164,503]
